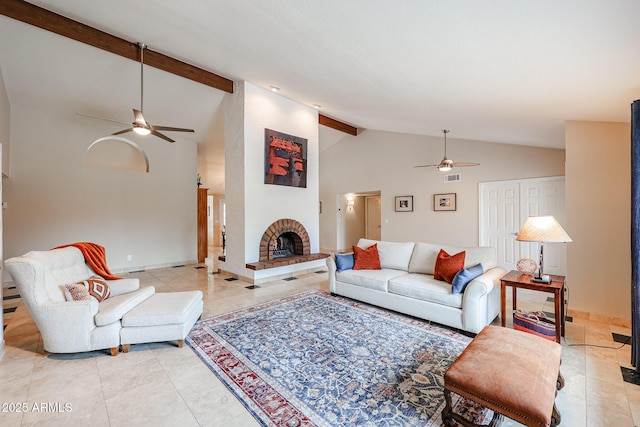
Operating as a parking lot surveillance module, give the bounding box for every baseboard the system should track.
[112,259,199,274]
[567,308,631,329]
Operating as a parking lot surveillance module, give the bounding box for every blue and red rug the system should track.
[187,290,494,426]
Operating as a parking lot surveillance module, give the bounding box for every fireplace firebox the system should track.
[259,219,310,262]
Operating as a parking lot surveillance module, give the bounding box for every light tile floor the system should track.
[0,264,638,426]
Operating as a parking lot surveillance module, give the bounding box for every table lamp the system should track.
[516,215,572,283]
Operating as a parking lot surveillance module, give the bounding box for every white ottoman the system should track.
[120,290,203,352]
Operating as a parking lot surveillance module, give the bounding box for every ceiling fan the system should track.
[78,43,194,143]
[414,129,480,171]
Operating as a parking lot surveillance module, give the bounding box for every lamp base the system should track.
[531,275,551,284]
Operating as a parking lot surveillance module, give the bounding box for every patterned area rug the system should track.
[187,290,495,426]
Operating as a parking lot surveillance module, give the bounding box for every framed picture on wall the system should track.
[395,196,413,212]
[434,193,457,211]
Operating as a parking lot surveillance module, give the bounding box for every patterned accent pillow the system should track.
[64,283,91,301]
[65,276,111,302]
[434,249,466,284]
[353,244,381,270]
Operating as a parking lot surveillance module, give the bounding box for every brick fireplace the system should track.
[245,218,328,270]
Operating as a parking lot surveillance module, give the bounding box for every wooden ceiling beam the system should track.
[1,0,362,135]
[0,0,234,93]
[319,114,358,136]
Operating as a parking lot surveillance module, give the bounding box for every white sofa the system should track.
[326,239,507,334]
[5,247,203,355]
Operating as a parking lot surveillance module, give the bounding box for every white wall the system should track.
[223,81,321,279]
[4,106,198,271]
[0,65,8,176]
[566,120,630,321]
[320,129,566,250]
[0,66,7,355]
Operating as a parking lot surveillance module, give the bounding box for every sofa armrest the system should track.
[465,267,507,298]
[36,299,100,353]
[106,278,140,296]
[326,256,337,293]
[462,267,507,333]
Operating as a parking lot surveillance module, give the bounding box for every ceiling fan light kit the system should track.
[414,129,480,171]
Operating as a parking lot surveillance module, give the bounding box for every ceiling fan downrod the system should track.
[138,42,146,114]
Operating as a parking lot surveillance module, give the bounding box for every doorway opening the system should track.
[337,191,381,252]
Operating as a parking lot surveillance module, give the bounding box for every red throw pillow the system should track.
[353,244,381,270]
[434,249,466,284]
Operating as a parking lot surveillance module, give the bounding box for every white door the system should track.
[479,181,520,271]
[480,177,566,274]
[519,178,567,275]
[365,196,381,240]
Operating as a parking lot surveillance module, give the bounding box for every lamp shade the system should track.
[516,215,572,243]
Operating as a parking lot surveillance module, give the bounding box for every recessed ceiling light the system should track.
[270,86,280,92]
[313,104,322,109]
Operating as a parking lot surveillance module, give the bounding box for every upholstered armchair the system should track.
[5,247,155,355]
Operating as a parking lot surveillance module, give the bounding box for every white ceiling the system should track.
[1,0,639,150]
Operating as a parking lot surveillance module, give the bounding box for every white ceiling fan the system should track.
[78,43,194,143]
[414,129,480,171]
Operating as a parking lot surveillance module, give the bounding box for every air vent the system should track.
[444,173,461,183]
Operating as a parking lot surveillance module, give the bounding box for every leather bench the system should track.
[443,325,563,427]
[120,290,203,352]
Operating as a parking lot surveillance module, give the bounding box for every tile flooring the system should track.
[0,264,639,426]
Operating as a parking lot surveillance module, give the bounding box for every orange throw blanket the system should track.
[53,242,122,280]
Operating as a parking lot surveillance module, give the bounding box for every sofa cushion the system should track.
[452,263,484,294]
[407,242,441,274]
[335,253,354,272]
[353,244,381,270]
[409,243,497,273]
[388,274,463,309]
[461,247,497,270]
[357,239,416,271]
[434,249,466,284]
[336,269,408,292]
[94,286,155,326]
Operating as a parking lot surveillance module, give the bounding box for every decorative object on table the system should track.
[394,195,413,212]
[516,215,572,283]
[516,258,538,275]
[434,192,457,211]
[414,129,480,171]
[197,173,202,187]
[513,309,557,341]
[187,290,495,426]
[264,128,307,188]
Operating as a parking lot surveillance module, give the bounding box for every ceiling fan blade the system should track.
[152,125,195,133]
[112,128,134,136]
[150,129,175,143]
[133,109,147,127]
[413,164,438,168]
[451,161,480,167]
[76,112,130,126]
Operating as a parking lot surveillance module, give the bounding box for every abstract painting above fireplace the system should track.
[264,128,307,188]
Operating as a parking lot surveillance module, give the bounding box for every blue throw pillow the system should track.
[451,263,483,294]
[335,253,354,272]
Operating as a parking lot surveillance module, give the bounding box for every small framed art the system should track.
[434,193,457,211]
[395,196,413,212]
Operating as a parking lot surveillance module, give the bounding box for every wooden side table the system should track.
[500,270,566,343]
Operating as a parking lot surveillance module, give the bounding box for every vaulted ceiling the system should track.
[1,0,639,151]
